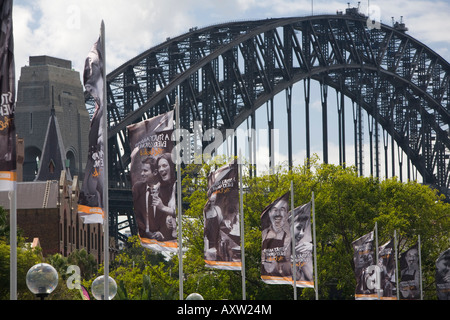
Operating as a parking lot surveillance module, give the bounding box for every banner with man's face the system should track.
[352,231,378,299]
[128,111,177,252]
[203,161,241,270]
[260,192,291,285]
[399,244,420,300]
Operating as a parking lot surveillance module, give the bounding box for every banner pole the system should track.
[290,181,297,299]
[239,150,246,300]
[418,234,423,300]
[312,191,318,300]
[394,230,399,300]
[375,221,379,300]
[100,20,110,300]
[9,188,17,300]
[175,94,183,300]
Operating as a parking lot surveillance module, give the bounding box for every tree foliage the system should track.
[1,158,449,300]
[177,157,450,300]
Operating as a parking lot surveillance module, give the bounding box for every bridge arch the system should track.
[94,11,450,241]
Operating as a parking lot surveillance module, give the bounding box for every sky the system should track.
[11,0,450,177]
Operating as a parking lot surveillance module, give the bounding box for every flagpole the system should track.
[374,221,379,299]
[312,191,318,300]
[175,93,184,300]
[100,20,110,300]
[239,150,246,300]
[374,221,378,262]
[9,187,17,300]
[394,230,399,300]
[418,234,423,300]
[290,181,297,299]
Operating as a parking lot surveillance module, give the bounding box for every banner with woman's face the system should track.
[128,111,177,252]
[78,37,105,224]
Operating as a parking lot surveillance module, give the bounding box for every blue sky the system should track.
[11,0,450,177]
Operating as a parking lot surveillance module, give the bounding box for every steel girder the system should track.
[89,11,450,241]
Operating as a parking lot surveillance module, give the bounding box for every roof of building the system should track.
[0,180,59,210]
[35,106,71,182]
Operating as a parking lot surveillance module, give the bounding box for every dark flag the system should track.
[377,239,397,300]
[399,243,420,300]
[260,192,292,285]
[0,0,16,191]
[127,111,177,252]
[436,248,450,300]
[203,160,240,270]
[291,202,314,288]
[78,36,106,224]
[352,231,378,299]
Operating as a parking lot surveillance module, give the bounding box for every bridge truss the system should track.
[87,8,450,243]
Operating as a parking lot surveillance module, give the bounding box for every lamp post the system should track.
[91,275,117,300]
[26,263,58,300]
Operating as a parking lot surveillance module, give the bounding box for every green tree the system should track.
[0,205,42,299]
[178,158,450,300]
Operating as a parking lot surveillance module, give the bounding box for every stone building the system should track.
[14,55,90,181]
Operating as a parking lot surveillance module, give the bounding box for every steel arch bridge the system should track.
[92,8,450,242]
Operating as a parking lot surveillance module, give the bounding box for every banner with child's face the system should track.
[128,111,177,252]
[291,202,314,288]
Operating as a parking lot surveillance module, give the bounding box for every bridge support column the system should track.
[320,81,328,164]
[336,88,346,167]
[286,85,293,170]
[304,79,311,163]
[267,99,274,173]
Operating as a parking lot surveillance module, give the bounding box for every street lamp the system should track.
[91,275,117,300]
[186,293,204,300]
[26,263,58,300]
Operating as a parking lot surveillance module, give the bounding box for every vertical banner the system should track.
[78,36,105,224]
[291,202,314,288]
[436,248,450,300]
[128,111,177,252]
[399,244,421,299]
[203,160,241,270]
[0,0,16,190]
[260,192,291,285]
[352,231,378,299]
[377,238,397,300]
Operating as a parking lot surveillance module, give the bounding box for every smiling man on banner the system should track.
[128,111,178,252]
[260,193,292,285]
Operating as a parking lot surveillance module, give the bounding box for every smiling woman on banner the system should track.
[127,110,177,252]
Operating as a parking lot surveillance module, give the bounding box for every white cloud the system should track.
[12,0,450,81]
